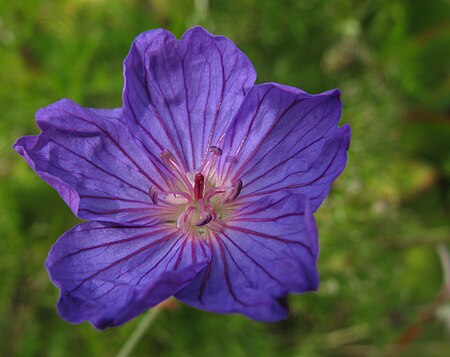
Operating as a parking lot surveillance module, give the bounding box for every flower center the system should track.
[149,148,242,237]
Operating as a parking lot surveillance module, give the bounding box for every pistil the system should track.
[194,173,205,201]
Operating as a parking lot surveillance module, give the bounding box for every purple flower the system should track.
[13,27,350,329]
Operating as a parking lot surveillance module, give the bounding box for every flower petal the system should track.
[215,83,350,211]
[46,222,210,329]
[13,99,170,225]
[175,191,318,322]
[122,26,256,172]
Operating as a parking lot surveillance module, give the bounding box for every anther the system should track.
[209,146,222,156]
[195,213,213,227]
[223,179,243,202]
[149,186,191,206]
[160,148,194,193]
[160,149,179,171]
[149,186,159,205]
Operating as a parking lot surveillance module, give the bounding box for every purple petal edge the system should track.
[45,222,211,329]
[53,265,206,329]
[122,26,257,172]
[176,192,319,322]
[13,99,165,225]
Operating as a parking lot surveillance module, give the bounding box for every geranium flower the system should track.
[14,27,350,329]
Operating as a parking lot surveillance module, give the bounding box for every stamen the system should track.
[150,187,191,206]
[160,149,179,171]
[159,192,191,205]
[195,213,213,227]
[194,173,205,201]
[210,146,222,156]
[153,147,239,235]
[149,186,159,205]
[202,146,223,180]
[205,204,217,221]
[176,212,185,231]
[204,187,228,200]
[160,149,193,194]
[184,206,195,222]
[223,179,243,203]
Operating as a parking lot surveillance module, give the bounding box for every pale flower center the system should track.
[149,148,242,237]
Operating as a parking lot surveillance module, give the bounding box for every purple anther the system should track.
[195,213,213,227]
[210,146,222,156]
[149,186,159,205]
[225,179,243,202]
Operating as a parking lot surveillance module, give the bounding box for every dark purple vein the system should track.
[48,139,148,195]
[67,232,177,293]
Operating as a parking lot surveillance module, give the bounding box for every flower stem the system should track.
[115,308,161,357]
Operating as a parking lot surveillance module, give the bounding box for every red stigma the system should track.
[194,173,205,201]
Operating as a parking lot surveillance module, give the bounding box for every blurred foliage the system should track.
[0,0,449,356]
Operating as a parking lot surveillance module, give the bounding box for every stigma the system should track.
[149,148,243,236]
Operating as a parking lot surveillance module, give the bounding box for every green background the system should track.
[1,0,449,356]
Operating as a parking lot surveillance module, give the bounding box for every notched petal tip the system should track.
[131,28,177,51]
[12,135,38,160]
[180,25,234,46]
[326,88,342,99]
[341,123,352,142]
[181,25,211,39]
[34,98,78,130]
